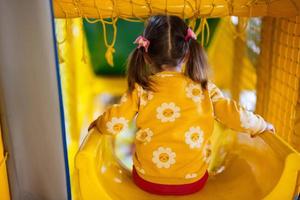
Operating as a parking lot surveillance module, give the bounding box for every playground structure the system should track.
[52,0,300,199]
[0,0,299,199]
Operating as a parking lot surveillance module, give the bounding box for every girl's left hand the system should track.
[265,122,275,134]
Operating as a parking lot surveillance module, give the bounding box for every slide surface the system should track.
[75,130,300,200]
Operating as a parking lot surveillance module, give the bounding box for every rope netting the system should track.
[53,0,300,19]
[256,16,300,151]
[53,0,299,66]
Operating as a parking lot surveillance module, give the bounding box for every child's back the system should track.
[90,15,273,195]
[133,71,213,185]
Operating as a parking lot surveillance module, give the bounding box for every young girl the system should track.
[89,15,274,195]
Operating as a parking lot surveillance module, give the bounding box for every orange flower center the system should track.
[192,88,201,96]
[142,93,148,100]
[163,108,174,117]
[159,153,169,162]
[138,131,148,140]
[191,133,200,141]
[113,123,124,132]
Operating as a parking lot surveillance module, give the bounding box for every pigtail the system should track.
[127,48,153,92]
[185,39,208,90]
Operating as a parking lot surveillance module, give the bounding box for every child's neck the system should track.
[161,64,182,72]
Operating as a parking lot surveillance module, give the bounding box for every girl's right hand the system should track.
[265,122,275,134]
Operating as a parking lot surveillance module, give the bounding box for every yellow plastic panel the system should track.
[256,16,300,151]
[207,17,257,99]
[75,129,300,200]
[0,125,10,200]
[56,18,128,199]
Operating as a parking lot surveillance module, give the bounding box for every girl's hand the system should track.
[88,119,97,132]
[265,122,275,134]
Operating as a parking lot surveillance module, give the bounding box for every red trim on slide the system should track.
[132,167,208,195]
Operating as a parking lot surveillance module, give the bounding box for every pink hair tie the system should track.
[134,36,150,52]
[184,28,197,41]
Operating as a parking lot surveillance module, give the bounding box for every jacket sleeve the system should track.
[208,82,267,137]
[95,84,140,136]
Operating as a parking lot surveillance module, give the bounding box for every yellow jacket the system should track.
[95,71,267,185]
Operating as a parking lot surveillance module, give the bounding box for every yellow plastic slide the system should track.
[75,128,300,200]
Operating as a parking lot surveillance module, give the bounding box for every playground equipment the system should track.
[52,0,300,199]
[75,129,300,200]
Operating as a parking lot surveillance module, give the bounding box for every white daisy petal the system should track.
[156,74,174,77]
[157,107,162,112]
[185,173,198,179]
[152,147,176,169]
[120,93,128,103]
[186,83,204,103]
[185,126,204,149]
[106,117,128,135]
[207,82,224,102]
[135,166,146,174]
[140,90,154,106]
[136,128,154,144]
[203,143,212,164]
[156,102,181,122]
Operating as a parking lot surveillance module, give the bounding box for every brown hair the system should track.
[127,15,208,92]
